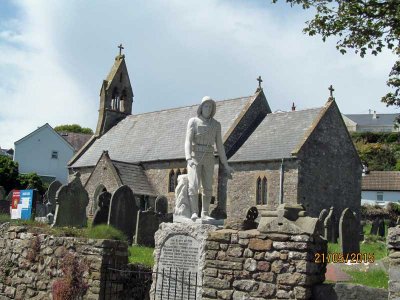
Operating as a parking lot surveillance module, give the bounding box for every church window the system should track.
[175,169,182,188]
[256,177,261,205]
[262,177,268,205]
[168,170,175,193]
[111,87,120,111]
[182,168,187,174]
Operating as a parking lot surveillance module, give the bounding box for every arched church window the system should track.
[175,169,181,188]
[256,177,261,205]
[262,177,268,205]
[168,170,175,193]
[182,168,187,174]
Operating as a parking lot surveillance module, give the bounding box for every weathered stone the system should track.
[271,260,284,273]
[217,290,234,300]
[238,238,249,246]
[273,241,308,250]
[324,207,337,243]
[248,238,272,251]
[206,241,220,250]
[227,245,243,257]
[204,268,218,277]
[257,261,270,271]
[46,180,62,213]
[277,272,307,285]
[206,250,217,260]
[108,185,138,244]
[253,272,275,282]
[264,251,281,261]
[244,258,257,272]
[232,291,250,300]
[209,230,234,242]
[206,260,243,270]
[265,233,290,241]
[203,276,231,289]
[238,230,259,239]
[203,288,217,298]
[339,208,360,257]
[232,280,258,292]
[250,282,275,298]
[52,173,88,228]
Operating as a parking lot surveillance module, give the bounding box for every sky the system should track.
[0,0,398,149]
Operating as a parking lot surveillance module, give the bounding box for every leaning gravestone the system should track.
[92,191,111,227]
[108,185,138,244]
[134,210,167,247]
[378,218,385,237]
[155,195,168,214]
[150,223,216,300]
[52,173,88,228]
[370,218,380,235]
[47,180,62,213]
[339,208,360,256]
[318,208,328,237]
[324,207,337,243]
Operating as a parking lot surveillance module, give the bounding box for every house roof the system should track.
[71,96,252,167]
[344,113,398,127]
[112,160,156,196]
[59,132,93,152]
[230,107,324,162]
[362,171,400,191]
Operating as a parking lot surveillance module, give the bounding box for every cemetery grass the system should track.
[128,246,154,267]
[346,269,388,289]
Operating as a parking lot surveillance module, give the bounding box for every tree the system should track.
[273,0,400,112]
[54,124,93,135]
[17,173,46,195]
[0,156,19,193]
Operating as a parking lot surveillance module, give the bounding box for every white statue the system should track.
[183,96,234,221]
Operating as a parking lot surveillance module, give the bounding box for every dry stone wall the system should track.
[202,228,326,299]
[0,223,128,300]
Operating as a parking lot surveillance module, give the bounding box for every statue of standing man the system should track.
[185,96,234,221]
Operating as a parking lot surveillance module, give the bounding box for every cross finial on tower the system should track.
[257,76,263,89]
[118,43,124,56]
[328,85,335,98]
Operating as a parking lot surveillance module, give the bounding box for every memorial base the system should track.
[150,222,217,300]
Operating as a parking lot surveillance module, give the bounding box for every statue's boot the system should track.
[189,194,199,221]
[202,196,215,220]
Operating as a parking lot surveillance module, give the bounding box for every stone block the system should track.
[217,290,234,300]
[203,276,231,289]
[244,258,257,272]
[209,230,235,242]
[248,238,272,251]
[232,280,259,292]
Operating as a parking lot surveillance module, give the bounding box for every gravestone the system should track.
[324,207,337,243]
[0,186,5,200]
[370,218,380,235]
[339,208,360,256]
[47,180,62,213]
[318,208,328,236]
[378,218,385,237]
[150,223,217,300]
[92,191,111,227]
[52,173,89,228]
[155,195,168,214]
[0,200,9,215]
[135,210,162,247]
[35,203,47,218]
[108,185,138,244]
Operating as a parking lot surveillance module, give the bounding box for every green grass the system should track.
[345,269,388,289]
[86,225,127,241]
[129,246,154,267]
[328,241,387,261]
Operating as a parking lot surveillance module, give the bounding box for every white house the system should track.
[361,171,400,206]
[14,124,91,184]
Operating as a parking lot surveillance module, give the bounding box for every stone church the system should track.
[68,51,362,224]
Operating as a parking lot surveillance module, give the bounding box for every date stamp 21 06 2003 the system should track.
[314,252,375,264]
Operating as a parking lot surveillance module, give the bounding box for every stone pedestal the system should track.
[150,222,217,300]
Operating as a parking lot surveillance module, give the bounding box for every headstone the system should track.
[47,180,62,213]
[134,210,172,247]
[52,173,89,228]
[0,200,9,215]
[318,208,328,236]
[173,175,191,221]
[0,186,5,200]
[92,191,111,227]
[155,195,168,214]
[150,223,217,300]
[339,208,360,257]
[324,207,337,243]
[108,185,138,244]
[35,203,47,218]
[370,218,379,235]
[378,218,385,237]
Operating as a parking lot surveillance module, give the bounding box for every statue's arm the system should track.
[215,122,228,166]
[185,118,195,161]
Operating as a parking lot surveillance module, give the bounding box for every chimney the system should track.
[291,102,296,111]
[373,111,377,119]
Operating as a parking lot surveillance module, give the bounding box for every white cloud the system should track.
[0,0,398,149]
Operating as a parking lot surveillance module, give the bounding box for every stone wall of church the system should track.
[226,160,299,220]
[296,101,362,222]
[68,166,93,186]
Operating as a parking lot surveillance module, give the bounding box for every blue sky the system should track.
[0,0,398,149]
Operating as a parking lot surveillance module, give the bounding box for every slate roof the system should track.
[230,107,323,162]
[345,113,398,127]
[112,160,156,196]
[59,133,93,152]
[71,96,252,167]
[362,171,400,191]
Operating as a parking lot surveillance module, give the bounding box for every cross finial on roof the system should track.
[118,43,124,56]
[257,76,263,89]
[328,85,335,98]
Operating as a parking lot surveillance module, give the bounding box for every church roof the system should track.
[71,96,252,167]
[112,160,157,196]
[229,107,324,162]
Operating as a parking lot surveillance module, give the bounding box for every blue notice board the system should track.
[10,189,34,220]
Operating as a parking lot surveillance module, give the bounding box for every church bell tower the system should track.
[95,44,134,136]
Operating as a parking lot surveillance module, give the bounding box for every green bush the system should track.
[86,225,127,241]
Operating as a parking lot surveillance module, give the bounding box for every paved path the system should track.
[325,263,352,282]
